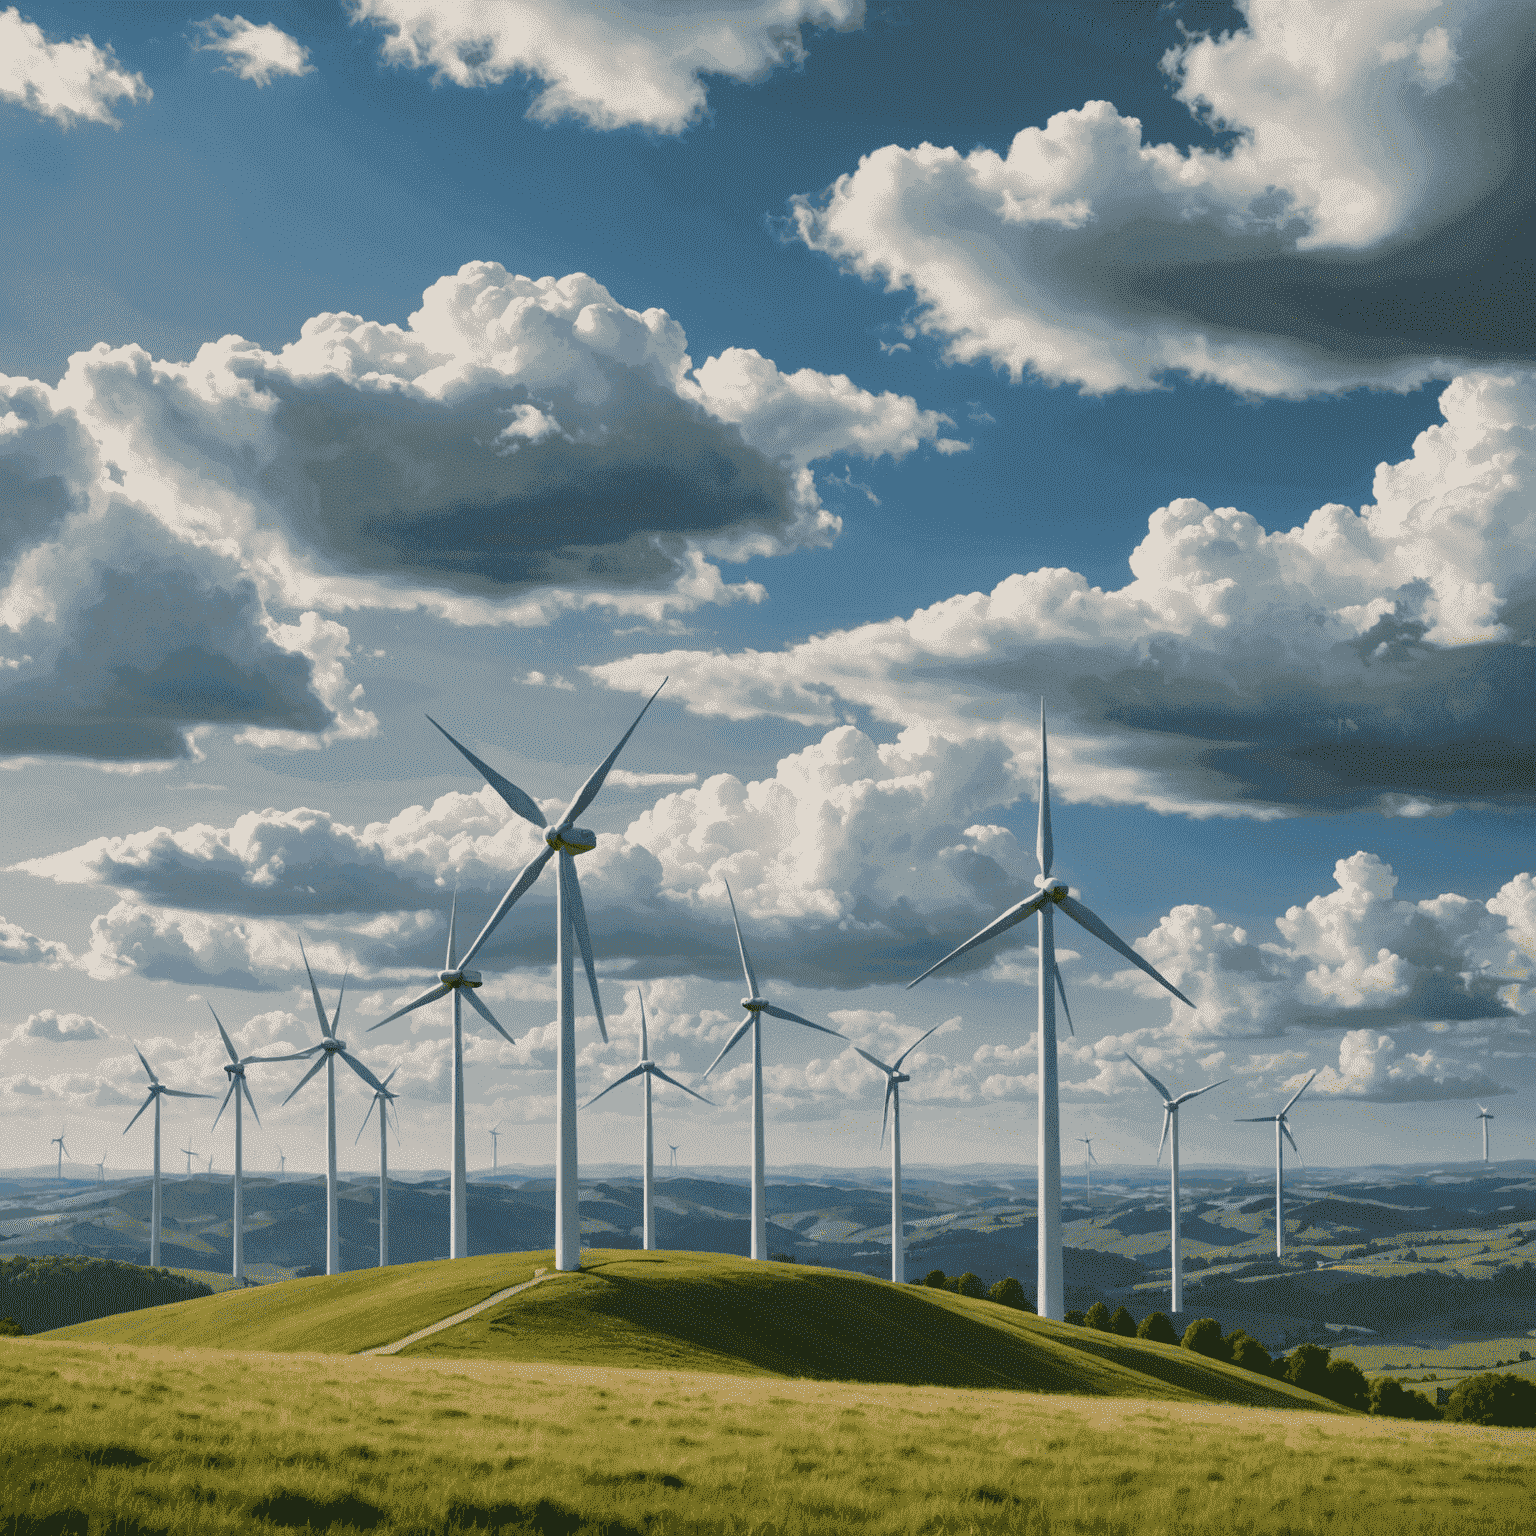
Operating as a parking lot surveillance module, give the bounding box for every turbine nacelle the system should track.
[546,825,597,855]
[439,968,482,988]
[321,1037,346,1054]
[1032,875,1068,895]
[741,996,769,1012]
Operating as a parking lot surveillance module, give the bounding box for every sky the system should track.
[0,0,1531,1182]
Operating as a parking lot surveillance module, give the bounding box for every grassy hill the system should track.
[46,1248,1332,1411]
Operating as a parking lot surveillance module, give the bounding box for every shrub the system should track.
[769,1252,795,1263]
[0,1256,213,1335]
[1444,1373,1536,1428]
[1108,1306,1137,1338]
[1280,1342,1333,1398]
[1323,1357,1370,1411]
[0,1316,22,1336]
[923,1269,947,1289]
[1225,1331,1272,1374]
[1370,1377,1441,1421]
[1083,1301,1113,1331]
[988,1276,1028,1310]
[1136,1311,1179,1346]
[1063,1309,1085,1326]
[1181,1318,1229,1360]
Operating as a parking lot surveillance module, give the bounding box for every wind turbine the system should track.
[50,1128,68,1180]
[1478,1105,1494,1163]
[277,1148,286,1178]
[181,1145,197,1178]
[908,705,1195,1319]
[1124,1054,1226,1314]
[1237,1071,1316,1259]
[702,883,845,1261]
[123,1046,213,1266]
[416,681,665,1272]
[668,1144,678,1170]
[489,1124,501,1176]
[95,1154,106,1186]
[368,894,515,1260]
[209,1004,262,1282]
[851,1022,947,1283]
[355,1069,398,1267]
[1077,1135,1095,1221]
[582,990,713,1250]
[265,938,392,1276]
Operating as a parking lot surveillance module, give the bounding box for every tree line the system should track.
[0,1255,212,1335]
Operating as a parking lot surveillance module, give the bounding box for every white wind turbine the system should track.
[277,1148,286,1178]
[1124,1053,1226,1314]
[490,1124,501,1176]
[1236,1071,1316,1259]
[95,1154,106,1186]
[1077,1135,1096,1221]
[703,883,845,1261]
[355,1069,398,1267]
[50,1128,68,1180]
[368,895,516,1261]
[415,682,665,1271]
[180,1145,197,1178]
[909,706,1195,1319]
[1478,1105,1494,1163]
[209,1004,262,1282]
[851,1022,947,1284]
[582,990,713,1250]
[123,1046,214,1267]
[264,938,392,1276]
[668,1144,678,1170]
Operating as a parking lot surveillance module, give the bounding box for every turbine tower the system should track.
[263,938,391,1276]
[368,895,515,1260]
[851,1022,947,1284]
[356,1069,398,1267]
[908,705,1195,1319]
[95,1154,106,1186]
[1478,1105,1494,1163]
[490,1124,500,1176]
[581,990,713,1250]
[210,1004,262,1282]
[181,1146,197,1178]
[1237,1071,1316,1259]
[50,1128,68,1180]
[277,1148,286,1178]
[702,883,845,1261]
[123,1046,213,1266]
[418,681,665,1272]
[1077,1135,1095,1221]
[1124,1054,1226,1314]
[668,1144,678,1170]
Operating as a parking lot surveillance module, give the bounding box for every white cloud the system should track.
[192,15,313,85]
[0,6,149,128]
[590,369,1536,817]
[1302,1027,1507,1103]
[789,0,1534,395]
[8,1010,103,1044]
[0,914,73,969]
[351,0,863,134]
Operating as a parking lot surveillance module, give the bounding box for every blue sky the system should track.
[0,0,1531,1180]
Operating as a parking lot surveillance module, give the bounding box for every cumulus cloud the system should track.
[7,1010,103,1044]
[1301,1027,1508,1102]
[0,6,149,128]
[351,0,863,134]
[192,15,313,84]
[591,370,1536,816]
[0,914,73,969]
[789,0,1535,395]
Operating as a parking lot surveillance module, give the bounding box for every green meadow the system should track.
[4,1251,1534,1534]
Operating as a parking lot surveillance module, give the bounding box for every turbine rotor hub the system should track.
[1033,875,1067,895]
[547,825,597,855]
[741,997,768,1012]
[440,968,482,987]
[323,1038,344,1053]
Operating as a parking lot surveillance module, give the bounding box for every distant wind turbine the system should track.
[703,882,845,1261]
[1237,1071,1316,1259]
[1077,1136,1096,1221]
[489,1123,501,1176]
[421,681,666,1272]
[95,1154,106,1186]
[181,1146,197,1178]
[1124,1054,1226,1313]
[582,990,713,1250]
[277,1148,286,1177]
[209,1004,262,1282]
[263,938,391,1276]
[1478,1105,1494,1163]
[669,1144,678,1170]
[50,1128,68,1180]
[852,1022,947,1284]
[355,1069,398,1267]
[368,894,515,1261]
[909,705,1195,1319]
[124,1046,213,1266]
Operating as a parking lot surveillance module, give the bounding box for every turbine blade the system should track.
[340,1049,388,1095]
[380,1067,398,1091]
[648,1065,715,1107]
[241,1076,261,1128]
[1057,895,1194,1008]
[445,890,458,972]
[1123,1052,1173,1103]
[355,1096,377,1146]
[369,982,452,1032]
[702,1014,754,1080]
[893,1020,947,1071]
[1055,967,1074,1037]
[212,1079,236,1132]
[159,1088,216,1099]
[1037,701,1053,878]
[426,715,546,828]
[1234,1115,1277,1123]
[1281,1070,1318,1117]
[1088,1143,1098,1163]
[907,889,1050,989]
[881,1078,894,1148]
[208,1004,239,1065]
[132,1042,160,1085]
[123,1093,155,1134]
[580,1063,648,1109]
[459,844,555,969]
[761,1002,843,1038]
[297,935,330,1036]
[244,1048,322,1064]
[638,989,649,1062]
[329,970,348,1038]
[1282,1121,1301,1158]
[1173,1079,1228,1106]
[281,1054,328,1107]
[723,880,760,998]
[463,985,516,1046]
[558,679,667,829]
[853,1044,896,1075]
[1155,1109,1170,1164]
[562,858,606,1042]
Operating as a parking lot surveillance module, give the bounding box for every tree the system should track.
[1109,1306,1137,1337]
[0,1317,22,1336]
[1136,1312,1180,1346]
[1281,1342,1333,1398]
[923,1269,947,1289]
[1370,1377,1440,1421]
[769,1252,795,1263]
[1225,1331,1272,1374]
[989,1276,1029,1310]
[956,1272,986,1298]
[1180,1318,1229,1360]
[1083,1301,1112,1331]
[1323,1358,1370,1411]
[1063,1309,1085,1326]
[1444,1373,1536,1428]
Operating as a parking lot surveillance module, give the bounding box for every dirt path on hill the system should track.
[358,1268,555,1356]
